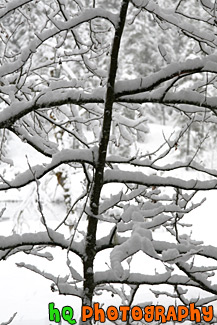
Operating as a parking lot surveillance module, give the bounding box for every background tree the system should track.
[1,0,217,324]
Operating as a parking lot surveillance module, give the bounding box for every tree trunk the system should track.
[81,1,130,323]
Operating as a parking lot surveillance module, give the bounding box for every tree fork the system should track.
[82,0,130,321]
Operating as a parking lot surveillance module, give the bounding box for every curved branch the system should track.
[0,148,94,190]
[0,0,33,19]
[0,8,117,78]
[115,56,217,98]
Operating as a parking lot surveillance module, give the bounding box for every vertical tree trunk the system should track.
[81,1,130,323]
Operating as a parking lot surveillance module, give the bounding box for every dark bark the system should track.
[82,0,130,323]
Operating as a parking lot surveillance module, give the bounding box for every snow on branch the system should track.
[2,0,217,315]
[95,238,217,295]
[0,230,83,257]
[110,232,160,279]
[176,261,217,295]
[107,155,217,178]
[153,240,217,263]
[3,88,217,132]
[10,124,59,158]
[119,89,217,115]
[2,56,217,130]
[99,188,148,219]
[104,170,217,190]
[0,8,117,78]
[1,77,217,133]
[0,0,32,19]
[131,0,217,48]
[17,262,83,298]
[0,148,94,190]
[115,55,217,97]
[0,88,104,129]
[94,268,197,287]
[94,235,217,293]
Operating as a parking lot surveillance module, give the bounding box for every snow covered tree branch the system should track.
[2,0,217,323]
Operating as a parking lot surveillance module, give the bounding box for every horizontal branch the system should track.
[0,89,104,129]
[1,56,217,130]
[0,230,83,258]
[115,56,217,98]
[2,84,217,131]
[115,57,205,97]
[2,151,217,192]
[94,269,217,296]
[119,89,217,113]
[0,148,94,190]
[95,269,201,288]
[104,170,217,190]
[107,155,217,178]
